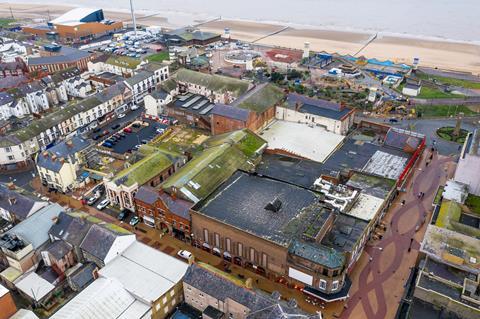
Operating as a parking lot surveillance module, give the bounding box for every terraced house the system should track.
[0,82,130,170]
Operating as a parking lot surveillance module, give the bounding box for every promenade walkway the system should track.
[340,150,455,319]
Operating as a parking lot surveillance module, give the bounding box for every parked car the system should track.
[156,128,165,134]
[87,196,99,206]
[111,124,120,130]
[118,113,126,119]
[102,130,110,136]
[177,250,193,260]
[132,123,141,128]
[92,127,101,133]
[118,132,126,138]
[117,210,128,221]
[123,127,133,133]
[96,199,110,210]
[102,142,113,148]
[129,216,140,226]
[141,139,149,144]
[131,105,139,111]
[92,135,101,140]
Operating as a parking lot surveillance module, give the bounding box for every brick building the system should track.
[134,186,192,239]
[27,45,95,73]
[22,8,123,44]
[211,83,285,135]
[0,284,17,319]
[191,171,352,302]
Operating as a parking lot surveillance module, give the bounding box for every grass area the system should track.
[417,73,480,90]
[0,18,14,28]
[146,51,170,62]
[417,86,463,99]
[465,194,480,215]
[236,132,266,157]
[436,126,469,144]
[415,104,478,118]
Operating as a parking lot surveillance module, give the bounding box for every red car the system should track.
[123,127,133,133]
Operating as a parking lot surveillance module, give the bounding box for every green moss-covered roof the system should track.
[106,55,141,69]
[436,200,462,229]
[160,79,177,92]
[162,129,265,202]
[113,147,181,187]
[465,194,480,216]
[236,83,285,113]
[0,97,102,147]
[174,68,251,98]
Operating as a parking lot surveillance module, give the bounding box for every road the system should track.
[357,115,480,155]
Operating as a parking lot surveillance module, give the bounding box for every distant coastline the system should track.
[2,2,480,75]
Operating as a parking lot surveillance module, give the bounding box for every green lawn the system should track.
[416,104,477,118]
[416,86,463,99]
[0,18,14,28]
[417,73,480,90]
[146,52,169,62]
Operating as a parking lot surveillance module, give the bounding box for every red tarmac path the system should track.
[340,151,454,319]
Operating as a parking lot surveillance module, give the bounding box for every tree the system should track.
[271,71,284,83]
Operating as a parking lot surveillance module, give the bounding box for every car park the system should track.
[96,199,110,210]
[177,250,193,260]
[129,216,140,226]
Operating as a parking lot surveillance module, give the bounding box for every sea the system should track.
[15,0,480,43]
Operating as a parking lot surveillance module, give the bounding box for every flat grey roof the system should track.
[195,171,319,246]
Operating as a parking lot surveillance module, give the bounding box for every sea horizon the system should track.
[12,0,480,44]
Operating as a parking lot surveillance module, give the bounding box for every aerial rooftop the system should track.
[194,170,320,246]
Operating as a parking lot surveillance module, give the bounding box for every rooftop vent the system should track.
[265,198,282,212]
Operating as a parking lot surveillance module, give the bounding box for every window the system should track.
[262,253,268,267]
[7,155,14,161]
[226,238,231,252]
[249,248,256,263]
[162,297,168,304]
[214,233,220,248]
[155,304,160,311]
[319,279,327,291]
[164,306,169,314]
[203,229,209,243]
[238,243,243,257]
[5,147,11,152]
[332,280,339,291]
[322,268,329,276]
[171,299,176,306]
[332,270,339,277]
[170,290,174,297]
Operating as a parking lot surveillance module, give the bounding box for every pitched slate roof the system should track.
[0,184,46,220]
[159,193,192,220]
[285,93,352,120]
[28,47,92,66]
[80,224,132,262]
[6,204,63,249]
[174,68,251,98]
[68,262,97,290]
[233,83,285,113]
[124,70,154,86]
[211,104,250,122]
[134,186,160,205]
[49,212,94,247]
[184,264,314,317]
[43,240,72,260]
[36,136,91,172]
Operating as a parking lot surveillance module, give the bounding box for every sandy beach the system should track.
[2,3,479,74]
